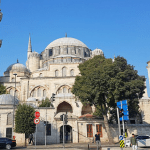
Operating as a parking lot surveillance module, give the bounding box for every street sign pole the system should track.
[35,124,37,149]
[63,114,65,148]
[45,108,47,147]
[117,107,121,136]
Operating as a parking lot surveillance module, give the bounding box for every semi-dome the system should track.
[0,94,19,105]
[6,63,29,73]
[92,48,104,56]
[46,37,88,49]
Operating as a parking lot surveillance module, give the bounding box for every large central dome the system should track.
[46,37,88,49]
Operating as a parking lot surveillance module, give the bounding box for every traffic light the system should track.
[44,121,48,126]
[64,114,68,124]
[60,114,63,121]
[119,109,124,118]
[51,93,55,101]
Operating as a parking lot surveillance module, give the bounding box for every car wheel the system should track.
[6,144,11,149]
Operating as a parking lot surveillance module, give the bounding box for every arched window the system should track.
[55,70,59,77]
[43,89,46,97]
[63,87,67,93]
[39,73,43,77]
[11,78,15,82]
[15,90,19,98]
[10,89,14,96]
[33,90,36,97]
[62,67,66,77]
[37,88,42,97]
[70,69,74,76]
[68,89,71,93]
[58,88,62,94]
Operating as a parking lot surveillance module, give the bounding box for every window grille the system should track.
[46,124,51,136]
[87,124,93,137]
[6,128,12,139]
[96,124,103,137]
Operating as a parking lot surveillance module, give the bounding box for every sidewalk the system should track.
[14,143,148,150]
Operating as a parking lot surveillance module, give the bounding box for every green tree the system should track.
[14,104,35,141]
[72,55,145,143]
[39,97,53,107]
[0,84,6,95]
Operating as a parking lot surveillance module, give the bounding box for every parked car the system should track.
[0,138,16,149]
[125,135,150,147]
[136,136,150,147]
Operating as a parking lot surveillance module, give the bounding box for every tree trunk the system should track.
[103,114,114,144]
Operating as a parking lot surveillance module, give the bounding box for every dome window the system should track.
[39,73,43,77]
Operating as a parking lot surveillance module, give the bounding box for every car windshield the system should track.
[136,136,149,139]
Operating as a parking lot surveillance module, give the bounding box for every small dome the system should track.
[46,37,88,49]
[92,48,104,56]
[28,51,40,58]
[27,97,36,102]
[6,63,29,73]
[0,94,19,105]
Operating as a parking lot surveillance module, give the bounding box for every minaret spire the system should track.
[27,34,32,58]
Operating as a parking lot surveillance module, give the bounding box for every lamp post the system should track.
[12,73,17,139]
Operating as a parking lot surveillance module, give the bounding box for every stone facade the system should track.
[0,36,150,145]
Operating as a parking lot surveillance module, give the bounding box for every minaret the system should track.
[147,61,150,93]
[27,34,32,58]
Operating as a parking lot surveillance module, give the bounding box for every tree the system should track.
[72,55,145,143]
[0,84,6,95]
[14,103,36,143]
[39,97,53,107]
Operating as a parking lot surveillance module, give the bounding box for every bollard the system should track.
[88,143,89,150]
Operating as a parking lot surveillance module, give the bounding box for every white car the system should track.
[124,139,131,147]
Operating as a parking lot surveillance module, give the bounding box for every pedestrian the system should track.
[94,132,101,150]
[29,133,33,145]
[130,134,138,150]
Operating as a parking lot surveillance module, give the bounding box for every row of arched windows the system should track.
[57,86,71,94]
[31,87,46,97]
[55,67,74,77]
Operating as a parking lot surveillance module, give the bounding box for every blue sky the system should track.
[0,0,150,95]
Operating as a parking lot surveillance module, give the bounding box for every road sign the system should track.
[117,100,129,121]
[120,140,124,148]
[35,111,40,118]
[34,118,40,124]
[119,135,124,141]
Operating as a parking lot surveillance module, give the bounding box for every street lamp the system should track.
[12,73,17,139]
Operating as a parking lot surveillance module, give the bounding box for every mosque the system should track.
[0,35,150,145]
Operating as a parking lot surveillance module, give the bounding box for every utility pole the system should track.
[63,114,65,148]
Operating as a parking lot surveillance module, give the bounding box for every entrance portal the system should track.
[60,125,72,143]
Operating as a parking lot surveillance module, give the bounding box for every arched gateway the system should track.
[60,125,72,143]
